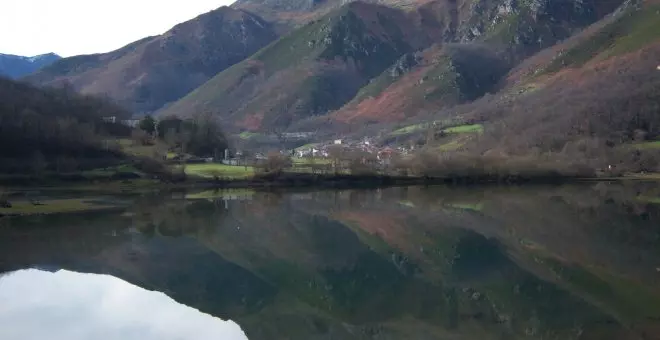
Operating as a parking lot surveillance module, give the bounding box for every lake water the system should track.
[1,183,660,340]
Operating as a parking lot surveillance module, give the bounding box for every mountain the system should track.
[0,53,61,79]
[25,7,279,115]
[454,0,660,155]
[21,0,655,150]
[322,0,631,126]
[159,2,433,131]
[337,0,660,174]
[163,0,628,132]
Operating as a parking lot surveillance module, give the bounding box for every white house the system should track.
[121,119,141,128]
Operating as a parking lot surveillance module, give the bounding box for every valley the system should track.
[3,3,660,337]
[0,0,659,200]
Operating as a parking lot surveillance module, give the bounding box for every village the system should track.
[103,113,417,170]
[290,138,410,164]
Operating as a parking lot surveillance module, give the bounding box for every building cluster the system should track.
[102,116,142,127]
[294,138,412,163]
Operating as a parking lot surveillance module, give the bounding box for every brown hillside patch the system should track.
[469,41,660,154]
[333,68,429,123]
[237,113,265,131]
[331,45,463,123]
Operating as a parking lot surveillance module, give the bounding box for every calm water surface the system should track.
[1,183,660,340]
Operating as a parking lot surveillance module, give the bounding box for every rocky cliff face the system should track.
[416,0,626,54]
[25,7,278,114]
[0,53,61,79]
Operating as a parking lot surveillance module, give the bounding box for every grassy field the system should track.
[0,198,124,216]
[183,163,255,179]
[238,131,261,140]
[391,123,429,136]
[633,141,660,150]
[437,140,464,151]
[391,122,483,136]
[444,124,484,134]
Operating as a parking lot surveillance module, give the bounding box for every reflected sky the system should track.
[0,269,248,340]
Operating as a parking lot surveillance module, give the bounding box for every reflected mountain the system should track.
[1,184,660,339]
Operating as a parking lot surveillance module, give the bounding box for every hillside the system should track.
[459,1,660,155]
[329,43,510,124]
[348,0,660,177]
[0,53,61,79]
[15,0,654,160]
[163,0,629,133]
[159,2,433,131]
[0,77,132,173]
[320,0,629,126]
[25,7,278,115]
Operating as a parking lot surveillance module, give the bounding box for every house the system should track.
[334,139,343,145]
[102,116,116,123]
[121,119,141,128]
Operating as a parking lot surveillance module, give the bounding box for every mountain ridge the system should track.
[22,0,660,164]
[159,1,433,131]
[0,52,61,79]
[161,0,630,133]
[25,6,279,115]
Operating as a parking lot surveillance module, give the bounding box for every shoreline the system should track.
[0,171,651,194]
[0,173,656,218]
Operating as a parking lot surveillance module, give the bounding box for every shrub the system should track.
[258,153,292,174]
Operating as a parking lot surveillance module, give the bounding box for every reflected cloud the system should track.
[0,269,248,340]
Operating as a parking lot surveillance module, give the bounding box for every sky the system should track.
[1,0,235,57]
[0,269,249,340]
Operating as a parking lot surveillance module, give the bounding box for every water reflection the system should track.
[1,183,660,339]
[0,269,248,340]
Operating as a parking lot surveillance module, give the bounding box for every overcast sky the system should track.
[0,269,248,340]
[1,0,235,57]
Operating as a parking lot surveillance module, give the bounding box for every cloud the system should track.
[0,0,234,57]
[0,269,249,340]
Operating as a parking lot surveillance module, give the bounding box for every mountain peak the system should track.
[25,6,279,114]
[27,53,61,63]
[0,52,62,79]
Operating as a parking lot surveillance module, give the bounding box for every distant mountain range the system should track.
[0,52,61,78]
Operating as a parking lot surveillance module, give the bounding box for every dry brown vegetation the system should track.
[332,43,510,124]
[470,43,660,153]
